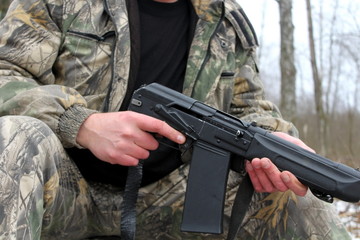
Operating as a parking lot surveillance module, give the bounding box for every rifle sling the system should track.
[120,161,144,240]
[226,173,254,240]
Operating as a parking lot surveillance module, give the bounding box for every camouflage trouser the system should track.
[0,116,352,240]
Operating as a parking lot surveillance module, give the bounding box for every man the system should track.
[0,0,350,239]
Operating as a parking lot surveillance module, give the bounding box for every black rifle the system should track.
[128,83,360,234]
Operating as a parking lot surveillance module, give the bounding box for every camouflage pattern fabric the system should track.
[0,0,352,239]
[0,116,351,239]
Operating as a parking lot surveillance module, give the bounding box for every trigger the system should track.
[179,138,194,163]
[180,138,194,152]
[153,134,180,151]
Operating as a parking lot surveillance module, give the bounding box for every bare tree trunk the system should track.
[339,41,360,165]
[256,1,268,64]
[277,0,297,122]
[305,0,326,155]
[324,0,339,116]
[321,0,339,157]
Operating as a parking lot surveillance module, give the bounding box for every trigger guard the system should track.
[310,188,334,203]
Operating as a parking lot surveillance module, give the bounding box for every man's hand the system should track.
[76,111,186,166]
[246,132,314,197]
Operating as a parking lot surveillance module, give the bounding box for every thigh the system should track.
[0,116,61,239]
[0,116,122,240]
[135,166,350,240]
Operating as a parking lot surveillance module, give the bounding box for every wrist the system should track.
[58,105,98,148]
[76,112,99,148]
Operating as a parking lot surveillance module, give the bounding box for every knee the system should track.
[0,115,59,156]
[0,115,54,139]
[0,116,64,180]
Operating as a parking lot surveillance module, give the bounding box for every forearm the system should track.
[0,0,97,147]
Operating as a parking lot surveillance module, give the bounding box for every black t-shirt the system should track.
[69,0,191,188]
[135,0,190,92]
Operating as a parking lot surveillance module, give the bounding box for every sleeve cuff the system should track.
[58,104,98,148]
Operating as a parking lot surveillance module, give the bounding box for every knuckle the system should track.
[152,120,167,133]
[107,150,120,164]
[113,140,127,151]
[118,129,136,140]
[118,111,135,122]
[266,168,276,175]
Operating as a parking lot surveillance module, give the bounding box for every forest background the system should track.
[240,1,359,238]
[0,0,359,238]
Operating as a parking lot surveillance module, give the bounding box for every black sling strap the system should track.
[226,174,254,240]
[120,161,143,240]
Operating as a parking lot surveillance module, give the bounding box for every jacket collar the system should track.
[189,0,224,22]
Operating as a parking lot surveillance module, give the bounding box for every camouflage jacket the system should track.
[0,0,297,149]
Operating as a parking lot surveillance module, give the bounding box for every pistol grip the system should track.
[181,141,231,234]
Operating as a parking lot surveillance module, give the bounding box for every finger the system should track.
[246,160,264,192]
[251,158,276,192]
[110,142,150,164]
[132,131,159,151]
[129,142,151,160]
[261,158,288,192]
[272,132,315,153]
[106,150,140,166]
[280,171,308,196]
[118,155,139,166]
[134,113,186,144]
[291,139,315,153]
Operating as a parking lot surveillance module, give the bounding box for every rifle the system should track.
[128,83,360,234]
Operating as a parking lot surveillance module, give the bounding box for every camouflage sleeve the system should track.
[225,1,299,137]
[230,49,298,137]
[0,0,97,148]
